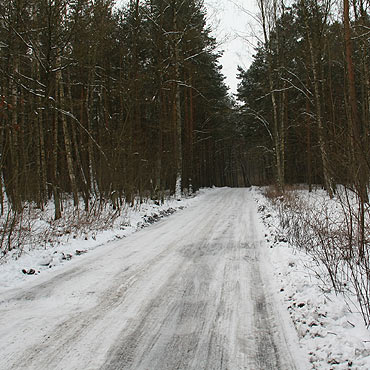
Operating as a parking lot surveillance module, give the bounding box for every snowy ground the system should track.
[0,187,369,369]
[0,188,305,370]
[252,187,370,369]
[0,189,208,293]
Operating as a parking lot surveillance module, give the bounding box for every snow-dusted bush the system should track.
[0,197,123,261]
[264,186,370,326]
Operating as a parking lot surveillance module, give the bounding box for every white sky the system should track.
[204,0,260,95]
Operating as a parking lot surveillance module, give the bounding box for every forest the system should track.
[1,0,370,356]
[237,0,369,196]
[0,0,248,221]
[235,0,370,325]
[0,0,369,216]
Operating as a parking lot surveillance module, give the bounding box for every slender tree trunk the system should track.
[258,0,284,190]
[280,84,286,183]
[67,73,89,211]
[52,103,61,220]
[56,52,79,208]
[344,0,361,142]
[155,89,164,195]
[85,73,96,195]
[303,10,333,197]
[173,6,182,199]
[344,0,367,258]
[306,99,312,192]
[188,74,194,195]
[10,59,21,211]
[36,61,48,208]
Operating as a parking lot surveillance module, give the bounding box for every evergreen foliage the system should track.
[237,0,369,194]
[0,0,245,216]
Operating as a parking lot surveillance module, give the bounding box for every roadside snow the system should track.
[0,188,213,293]
[251,187,370,369]
[0,187,303,370]
[2,186,370,369]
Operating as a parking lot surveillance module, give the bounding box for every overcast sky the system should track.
[204,0,260,95]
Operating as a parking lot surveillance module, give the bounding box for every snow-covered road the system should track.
[0,188,305,369]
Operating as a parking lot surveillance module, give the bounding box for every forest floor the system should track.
[0,187,369,369]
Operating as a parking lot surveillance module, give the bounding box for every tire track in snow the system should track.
[0,188,301,370]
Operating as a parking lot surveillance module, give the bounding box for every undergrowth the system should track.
[263,185,370,326]
[0,197,127,261]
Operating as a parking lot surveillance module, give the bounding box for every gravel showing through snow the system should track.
[0,188,305,369]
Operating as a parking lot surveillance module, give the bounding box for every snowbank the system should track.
[252,187,370,369]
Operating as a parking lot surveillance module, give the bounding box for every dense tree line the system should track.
[237,0,369,196]
[0,0,248,218]
[235,0,370,324]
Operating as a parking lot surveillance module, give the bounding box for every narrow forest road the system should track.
[0,188,305,370]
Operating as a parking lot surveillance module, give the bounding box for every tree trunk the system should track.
[173,6,182,200]
[258,0,284,190]
[36,60,48,209]
[303,9,333,197]
[305,99,312,192]
[10,58,21,212]
[188,74,194,195]
[344,0,368,258]
[85,72,97,195]
[56,52,79,208]
[52,102,61,220]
